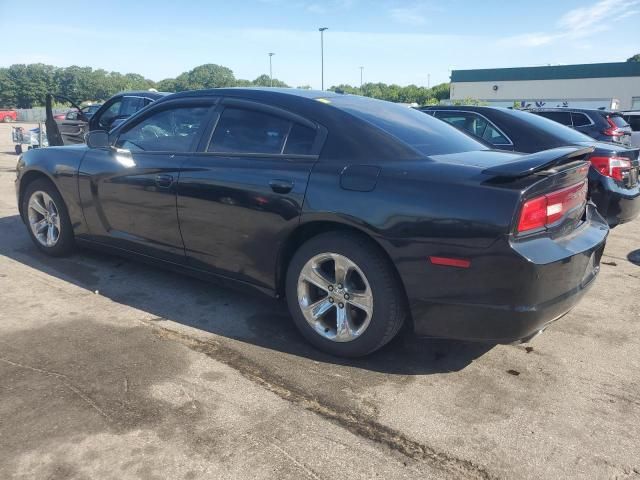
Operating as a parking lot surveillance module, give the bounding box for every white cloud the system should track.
[501,0,640,47]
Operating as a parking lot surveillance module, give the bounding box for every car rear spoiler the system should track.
[483,146,594,178]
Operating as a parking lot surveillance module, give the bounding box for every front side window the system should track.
[208,107,316,155]
[116,106,210,152]
[120,96,148,116]
[98,100,123,129]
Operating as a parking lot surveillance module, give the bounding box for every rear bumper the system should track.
[395,205,608,343]
[590,178,640,227]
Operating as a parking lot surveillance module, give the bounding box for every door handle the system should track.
[269,179,294,194]
[155,174,174,188]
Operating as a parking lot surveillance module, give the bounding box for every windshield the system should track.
[511,109,595,143]
[327,95,488,156]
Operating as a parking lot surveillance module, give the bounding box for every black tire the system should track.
[286,231,407,357]
[15,144,22,155]
[21,178,75,256]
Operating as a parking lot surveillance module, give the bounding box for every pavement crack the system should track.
[150,325,496,480]
[268,439,324,480]
[0,356,113,423]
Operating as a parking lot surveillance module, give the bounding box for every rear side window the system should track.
[571,113,591,127]
[609,115,629,128]
[208,107,316,155]
[481,123,510,145]
[535,111,572,126]
[116,106,210,152]
[435,111,511,146]
[284,123,316,155]
[331,97,487,156]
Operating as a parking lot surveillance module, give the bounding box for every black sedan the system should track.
[16,89,607,357]
[421,106,640,227]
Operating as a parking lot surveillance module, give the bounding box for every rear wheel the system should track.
[3,115,13,123]
[286,232,407,357]
[21,178,75,256]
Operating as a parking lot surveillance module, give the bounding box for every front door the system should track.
[177,99,324,290]
[78,100,214,262]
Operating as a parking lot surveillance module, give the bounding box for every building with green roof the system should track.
[450,62,640,110]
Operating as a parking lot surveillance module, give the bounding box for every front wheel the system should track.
[3,116,13,123]
[286,232,407,357]
[21,178,75,256]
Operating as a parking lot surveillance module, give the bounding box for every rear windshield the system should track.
[609,115,629,128]
[325,96,487,156]
[509,109,595,142]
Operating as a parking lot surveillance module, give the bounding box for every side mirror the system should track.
[86,130,110,149]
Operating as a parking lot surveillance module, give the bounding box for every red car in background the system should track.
[1,109,17,122]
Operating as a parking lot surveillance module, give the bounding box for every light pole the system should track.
[359,66,364,89]
[319,27,328,90]
[268,52,275,87]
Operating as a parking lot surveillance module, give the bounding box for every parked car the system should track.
[421,106,640,227]
[17,89,607,357]
[46,91,167,145]
[55,104,103,121]
[1,109,18,123]
[528,107,632,146]
[621,111,640,148]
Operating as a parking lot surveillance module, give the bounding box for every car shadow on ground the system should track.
[628,249,640,266]
[0,214,495,376]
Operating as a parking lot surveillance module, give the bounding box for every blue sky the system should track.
[1,0,639,88]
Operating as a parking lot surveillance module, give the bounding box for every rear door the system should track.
[79,98,215,262]
[177,98,325,290]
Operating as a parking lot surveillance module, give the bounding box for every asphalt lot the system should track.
[0,123,639,480]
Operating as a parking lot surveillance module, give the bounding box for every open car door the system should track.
[45,94,88,146]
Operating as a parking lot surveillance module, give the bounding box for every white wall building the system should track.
[450,62,640,111]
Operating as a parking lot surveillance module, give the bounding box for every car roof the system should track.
[420,105,513,113]
[165,87,341,101]
[114,90,170,99]
[527,107,618,115]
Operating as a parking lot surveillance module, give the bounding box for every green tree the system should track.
[174,64,236,91]
[627,53,640,62]
[251,74,289,87]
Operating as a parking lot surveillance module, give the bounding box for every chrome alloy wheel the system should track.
[27,191,61,247]
[297,253,374,342]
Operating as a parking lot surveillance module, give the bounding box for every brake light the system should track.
[603,117,623,137]
[590,156,631,181]
[517,181,588,233]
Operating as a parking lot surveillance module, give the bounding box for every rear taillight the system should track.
[603,117,624,137]
[517,181,588,233]
[589,156,632,181]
